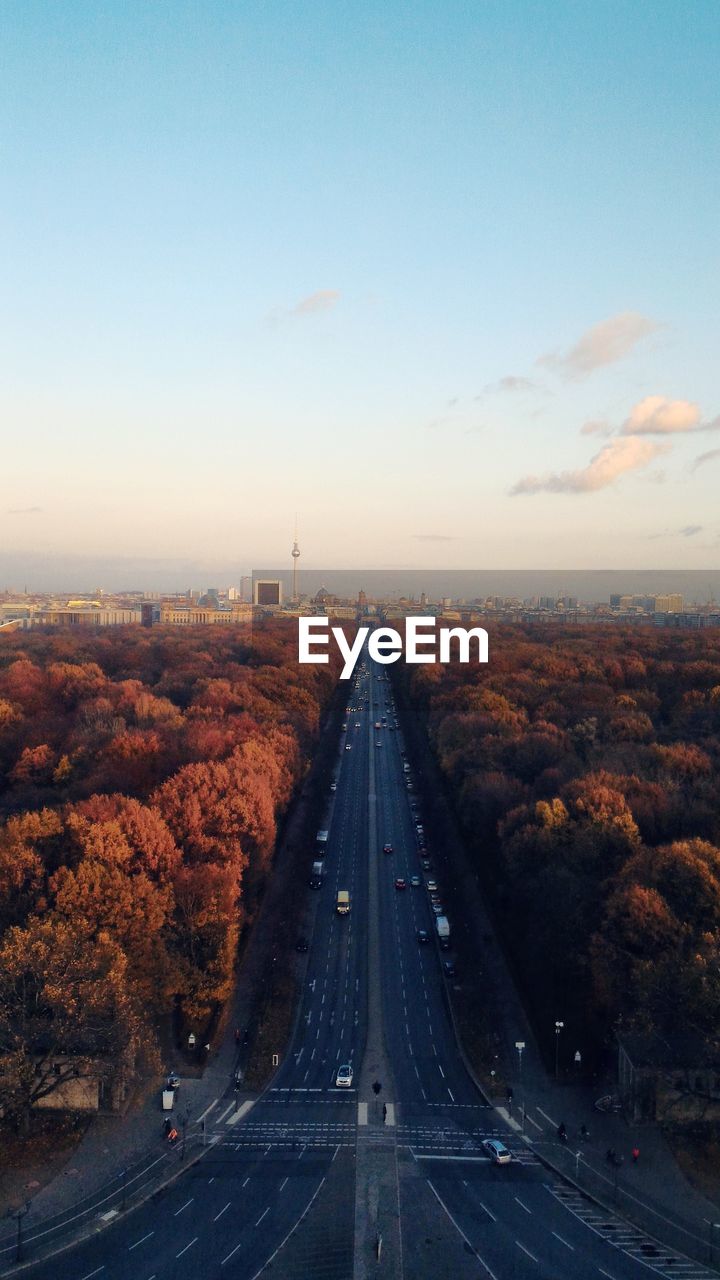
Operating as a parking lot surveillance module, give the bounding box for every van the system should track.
[336,890,350,915]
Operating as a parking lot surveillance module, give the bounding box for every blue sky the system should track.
[2,0,719,580]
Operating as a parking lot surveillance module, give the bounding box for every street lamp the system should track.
[515,1041,526,1131]
[554,1021,564,1080]
[9,1202,31,1263]
[181,1106,190,1161]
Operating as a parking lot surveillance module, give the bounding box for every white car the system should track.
[336,1064,353,1088]
[483,1138,512,1164]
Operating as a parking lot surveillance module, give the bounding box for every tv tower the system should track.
[291,519,300,602]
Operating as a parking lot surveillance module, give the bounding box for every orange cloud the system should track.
[510,436,669,495]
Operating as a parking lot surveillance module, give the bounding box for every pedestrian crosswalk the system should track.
[210,1116,538,1163]
[547,1182,717,1279]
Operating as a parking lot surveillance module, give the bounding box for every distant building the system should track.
[254,579,282,606]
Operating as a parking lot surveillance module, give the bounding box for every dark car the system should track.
[383,843,393,854]
[443,959,456,978]
[394,877,406,890]
[417,928,430,944]
[295,937,309,953]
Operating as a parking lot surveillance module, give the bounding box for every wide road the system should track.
[17,652,716,1280]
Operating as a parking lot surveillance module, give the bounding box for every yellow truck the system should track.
[336,890,350,915]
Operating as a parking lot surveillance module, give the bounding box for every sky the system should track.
[2,0,719,585]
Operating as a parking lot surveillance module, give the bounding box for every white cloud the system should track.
[621,395,701,435]
[510,436,669,496]
[480,375,539,396]
[580,420,614,437]
[291,289,340,316]
[267,289,341,325]
[538,311,659,379]
[692,447,720,472]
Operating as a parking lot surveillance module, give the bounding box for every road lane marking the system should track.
[174,1199,194,1216]
[551,1230,574,1250]
[516,1241,538,1262]
[128,1231,154,1250]
[197,1098,219,1125]
[226,1099,255,1126]
[176,1238,197,1258]
[514,1196,531,1214]
[478,1200,497,1222]
[358,1102,368,1125]
[79,1269,105,1280]
[537,1106,558,1128]
[279,1177,289,1191]
[242,1176,250,1187]
[217,1102,236,1124]
[255,1207,270,1227]
[214,1202,232,1221]
[427,1181,498,1279]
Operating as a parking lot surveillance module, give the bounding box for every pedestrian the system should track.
[234,1027,240,1046]
[163,1117,172,1137]
[632,1145,639,1164]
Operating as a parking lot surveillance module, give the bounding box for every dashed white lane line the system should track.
[279,1177,289,1191]
[128,1231,154,1250]
[514,1196,531,1214]
[213,1202,232,1222]
[427,1180,499,1280]
[217,1101,236,1125]
[79,1269,105,1280]
[516,1241,538,1262]
[255,1206,270,1227]
[477,1200,497,1223]
[173,1198,194,1217]
[176,1237,198,1259]
[552,1230,574,1250]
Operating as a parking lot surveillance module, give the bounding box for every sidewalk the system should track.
[451,849,720,1266]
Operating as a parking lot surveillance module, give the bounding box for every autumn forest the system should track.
[405,625,720,1075]
[0,623,339,1124]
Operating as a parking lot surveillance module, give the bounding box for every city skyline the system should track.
[3,1,719,573]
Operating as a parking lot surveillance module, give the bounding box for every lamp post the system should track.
[554,1021,564,1080]
[181,1106,190,1162]
[9,1202,31,1263]
[515,1041,526,1131]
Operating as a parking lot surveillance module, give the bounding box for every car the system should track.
[421,858,432,871]
[345,744,352,751]
[431,902,444,916]
[336,1064,354,1088]
[394,877,406,890]
[376,741,382,748]
[330,781,337,792]
[295,937,309,953]
[410,875,421,887]
[341,722,347,730]
[426,879,438,892]
[417,928,430,944]
[383,843,393,854]
[443,959,456,977]
[355,722,361,728]
[483,1138,512,1165]
[166,1072,181,1090]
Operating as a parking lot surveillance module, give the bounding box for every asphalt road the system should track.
[16,654,717,1280]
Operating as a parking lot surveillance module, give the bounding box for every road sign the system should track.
[272,1053,279,1067]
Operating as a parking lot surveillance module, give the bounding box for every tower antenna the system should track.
[291,517,300,603]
